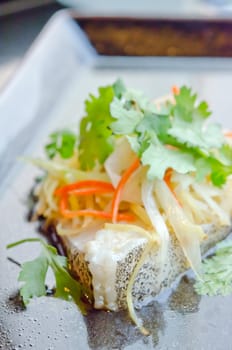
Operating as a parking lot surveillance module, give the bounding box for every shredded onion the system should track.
[104,223,156,241]
[130,203,152,227]
[27,157,109,183]
[192,182,230,226]
[104,137,137,188]
[142,179,169,261]
[153,179,204,276]
[126,240,155,336]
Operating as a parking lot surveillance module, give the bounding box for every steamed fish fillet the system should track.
[62,223,231,311]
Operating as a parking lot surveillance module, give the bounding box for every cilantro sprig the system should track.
[110,84,232,186]
[78,85,115,170]
[44,80,124,171]
[7,238,87,313]
[195,241,232,296]
[45,130,77,160]
[44,80,232,187]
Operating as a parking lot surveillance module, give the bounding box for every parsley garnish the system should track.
[195,241,232,296]
[7,238,87,314]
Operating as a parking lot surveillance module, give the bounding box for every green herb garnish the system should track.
[110,85,232,186]
[45,130,77,159]
[7,238,87,313]
[44,81,232,186]
[195,241,232,296]
[78,85,115,170]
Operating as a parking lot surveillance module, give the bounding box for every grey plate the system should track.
[1,11,232,350]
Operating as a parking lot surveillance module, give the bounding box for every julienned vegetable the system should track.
[7,80,232,335]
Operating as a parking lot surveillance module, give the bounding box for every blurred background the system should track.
[2,0,232,89]
[1,1,62,88]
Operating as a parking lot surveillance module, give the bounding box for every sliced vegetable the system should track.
[153,179,206,276]
[104,137,137,187]
[164,168,182,205]
[68,188,113,196]
[224,131,232,138]
[55,180,114,196]
[111,158,141,223]
[126,240,154,335]
[172,85,180,95]
[141,179,170,287]
[59,195,134,222]
[25,158,109,183]
[192,182,230,226]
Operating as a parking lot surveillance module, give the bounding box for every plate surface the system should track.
[1,11,232,350]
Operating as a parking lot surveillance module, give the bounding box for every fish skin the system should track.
[63,224,231,311]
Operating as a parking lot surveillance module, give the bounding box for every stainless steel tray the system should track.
[1,10,232,350]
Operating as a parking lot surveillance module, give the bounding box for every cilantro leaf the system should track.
[45,130,77,159]
[195,158,212,182]
[168,87,224,151]
[136,112,171,142]
[78,86,115,170]
[202,123,225,149]
[168,119,224,151]
[45,80,231,187]
[141,143,196,180]
[195,240,232,296]
[113,78,126,98]
[108,82,232,186]
[208,157,232,186]
[195,155,232,187]
[44,245,85,310]
[7,238,87,314]
[110,97,143,134]
[172,86,211,122]
[218,143,232,166]
[18,253,48,305]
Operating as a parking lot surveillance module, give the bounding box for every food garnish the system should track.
[45,130,77,160]
[78,85,115,170]
[195,240,232,296]
[44,81,232,186]
[7,80,232,334]
[7,238,87,314]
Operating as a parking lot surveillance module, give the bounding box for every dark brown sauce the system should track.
[38,219,67,257]
[27,181,66,256]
